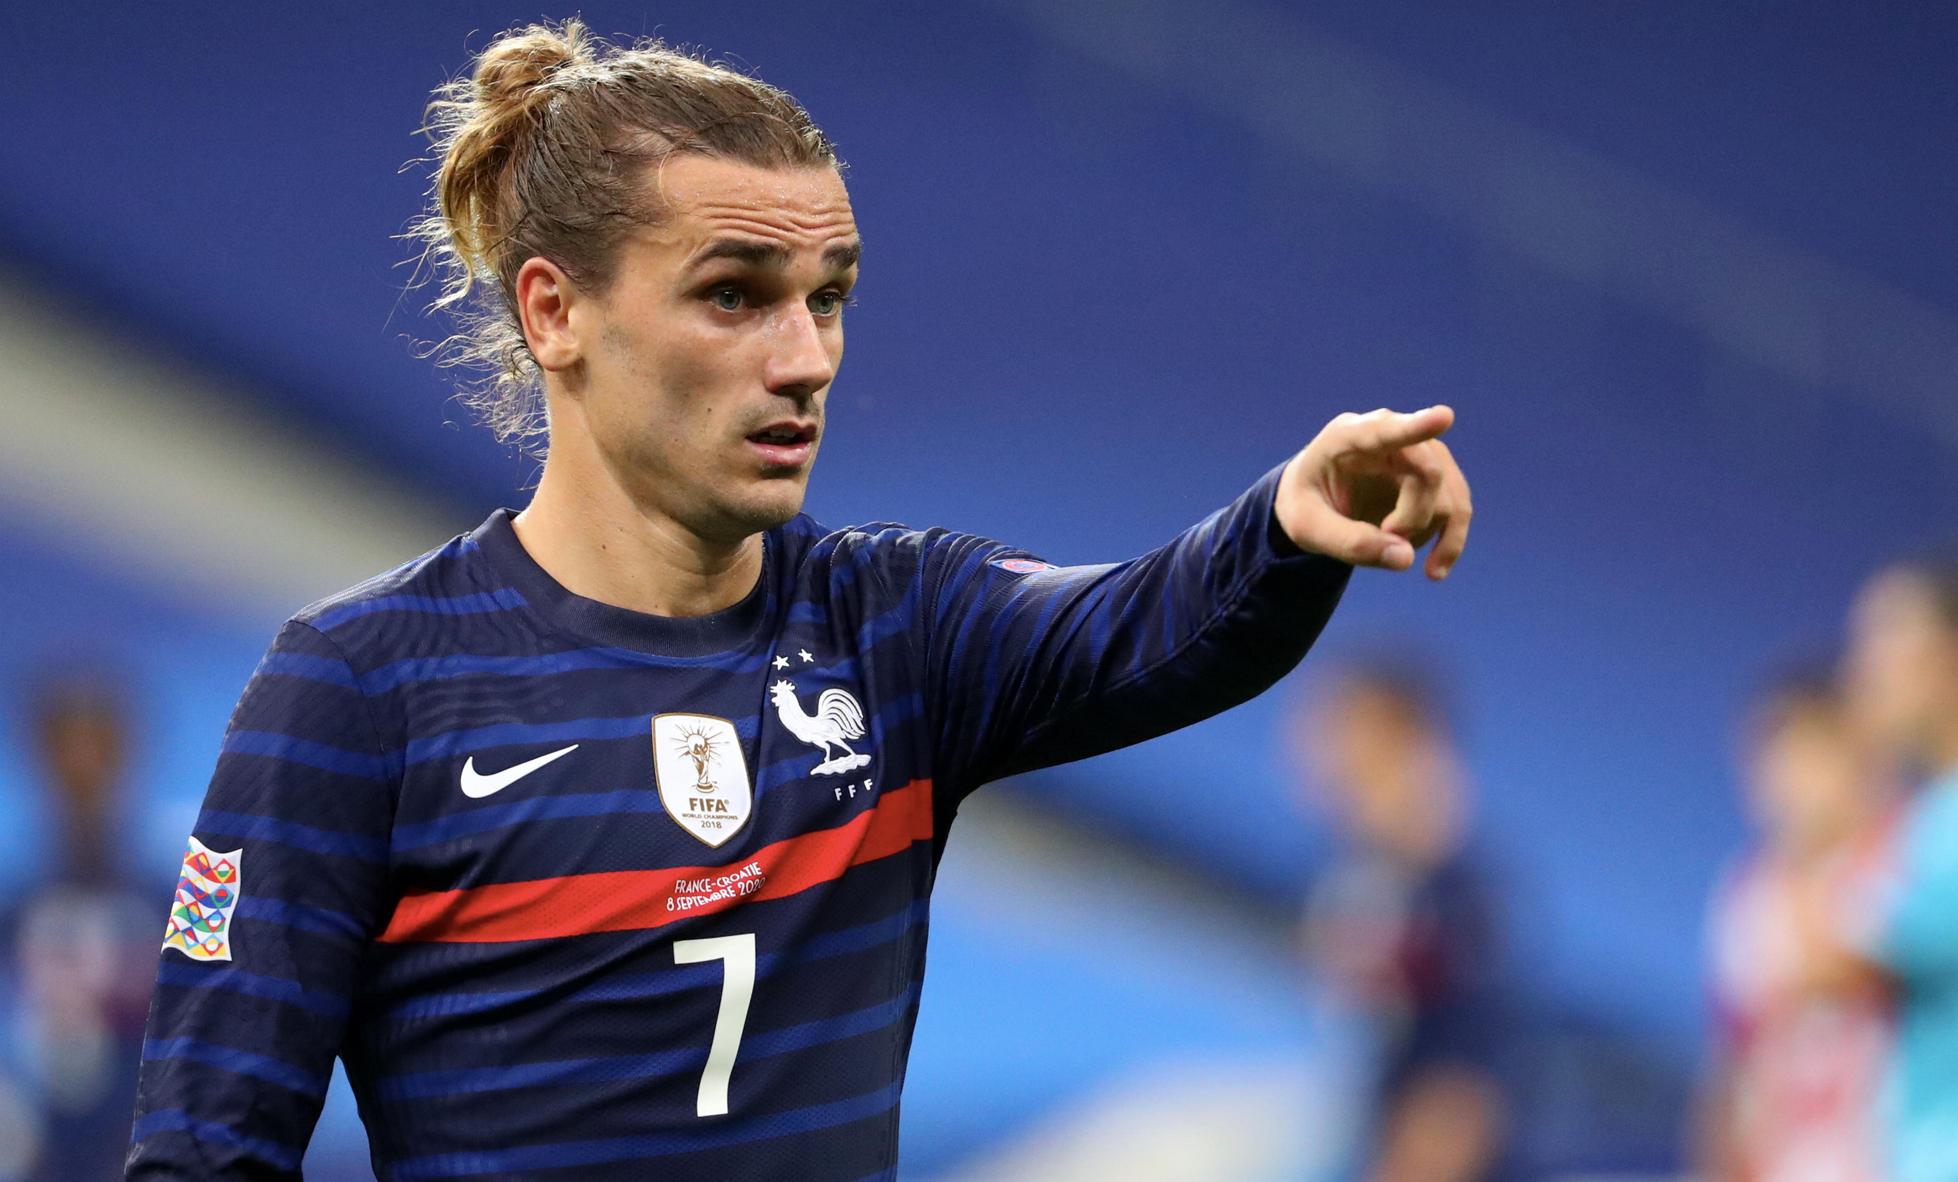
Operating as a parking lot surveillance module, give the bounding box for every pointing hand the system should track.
[1273,405,1472,580]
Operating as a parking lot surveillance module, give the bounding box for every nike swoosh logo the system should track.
[459,744,580,798]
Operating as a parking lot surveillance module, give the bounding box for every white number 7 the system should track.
[673,933,756,1117]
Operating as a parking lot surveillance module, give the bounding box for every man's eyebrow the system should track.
[688,237,862,272]
[692,239,790,269]
[823,240,862,271]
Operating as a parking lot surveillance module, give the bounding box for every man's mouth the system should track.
[745,421,819,468]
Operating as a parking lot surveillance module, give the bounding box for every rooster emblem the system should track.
[770,679,872,775]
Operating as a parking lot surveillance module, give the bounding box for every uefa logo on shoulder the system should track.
[989,556,1056,575]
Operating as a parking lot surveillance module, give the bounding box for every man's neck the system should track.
[511,451,763,619]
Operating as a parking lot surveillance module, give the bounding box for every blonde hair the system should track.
[409,18,839,451]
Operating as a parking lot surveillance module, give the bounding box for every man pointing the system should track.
[128,19,1470,1181]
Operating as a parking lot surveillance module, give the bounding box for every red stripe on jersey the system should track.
[377,778,933,944]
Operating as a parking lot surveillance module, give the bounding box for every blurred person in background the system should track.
[1293,661,1512,1182]
[2,668,156,1180]
[1699,669,1897,1182]
[1841,555,1958,1182]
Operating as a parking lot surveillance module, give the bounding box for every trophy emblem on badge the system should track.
[676,725,722,794]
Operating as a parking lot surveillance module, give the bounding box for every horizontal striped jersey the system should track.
[128,463,1350,1180]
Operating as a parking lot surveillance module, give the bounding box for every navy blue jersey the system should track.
[128,463,1349,1180]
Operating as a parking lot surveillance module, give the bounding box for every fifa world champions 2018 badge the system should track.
[653,713,754,848]
[162,835,242,961]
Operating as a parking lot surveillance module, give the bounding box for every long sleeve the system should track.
[127,619,396,1180]
[911,461,1351,799]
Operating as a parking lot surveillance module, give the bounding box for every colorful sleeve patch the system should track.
[988,557,1057,575]
[162,835,243,962]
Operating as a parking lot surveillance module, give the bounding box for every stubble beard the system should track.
[652,448,812,544]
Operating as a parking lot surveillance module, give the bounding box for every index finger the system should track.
[1341,405,1455,454]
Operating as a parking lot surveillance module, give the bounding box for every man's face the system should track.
[567,156,859,542]
[1299,682,1461,861]
[1745,705,1872,854]
[39,704,127,818]
[1847,569,1958,761]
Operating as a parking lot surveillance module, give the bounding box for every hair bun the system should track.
[472,19,589,110]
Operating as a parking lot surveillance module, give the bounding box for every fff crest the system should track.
[651,712,752,848]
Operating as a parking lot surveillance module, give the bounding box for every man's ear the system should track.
[515,255,584,373]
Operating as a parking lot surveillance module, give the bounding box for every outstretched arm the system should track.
[913,405,1472,798]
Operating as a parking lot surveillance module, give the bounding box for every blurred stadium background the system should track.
[3,3,1955,1178]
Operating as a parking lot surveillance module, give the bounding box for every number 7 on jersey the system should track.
[673,933,757,1117]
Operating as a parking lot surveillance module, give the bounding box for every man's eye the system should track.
[709,287,744,311]
[809,291,845,317]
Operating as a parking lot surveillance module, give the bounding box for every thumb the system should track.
[1287,501,1416,570]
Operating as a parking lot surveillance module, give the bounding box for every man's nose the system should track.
[763,306,836,400]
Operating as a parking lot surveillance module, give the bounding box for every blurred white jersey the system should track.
[1709,825,1896,1182]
